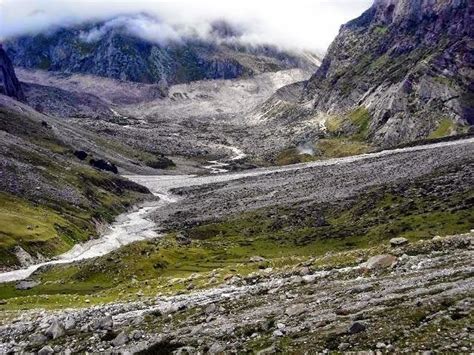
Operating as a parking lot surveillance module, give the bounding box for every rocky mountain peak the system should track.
[0,44,26,102]
[301,0,473,147]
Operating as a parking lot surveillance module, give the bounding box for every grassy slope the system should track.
[0,107,151,267]
[1,161,471,309]
[275,107,373,166]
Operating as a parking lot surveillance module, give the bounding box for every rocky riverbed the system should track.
[0,233,472,353]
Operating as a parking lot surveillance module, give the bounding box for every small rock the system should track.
[299,267,311,276]
[187,283,195,290]
[348,321,367,334]
[208,342,225,353]
[111,331,129,347]
[273,330,284,337]
[376,342,386,348]
[285,304,306,317]
[64,316,76,331]
[338,343,350,351]
[390,237,409,247]
[131,330,143,340]
[45,319,65,339]
[205,303,217,315]
[250,256,266,263]
[302,275,316,284]
[29,333,48,346]
[38,345,54,355]
[276,322,286,330]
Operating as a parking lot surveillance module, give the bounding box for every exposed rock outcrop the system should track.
[300,0,473,146]
[0,45,26,102]
[4,16,319,85]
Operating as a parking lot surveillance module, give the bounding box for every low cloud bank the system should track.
[0,0,372,51]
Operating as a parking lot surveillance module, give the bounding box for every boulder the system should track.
[15,279,40,290]
[89,158,118,174]
[285,304,306,317]
[92,315,113,331]
[363,254,397,270]
[73,150,88,161]
[348,321,367,334]
[45,319,66,339]
[38,345,54,355]
[390,237,409,247]
[111,331,129,347]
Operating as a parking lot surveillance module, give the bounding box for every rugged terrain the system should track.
[5,16,319,86]
[0,138,472,353]
[0,0,473,353]
[253,0,474,154]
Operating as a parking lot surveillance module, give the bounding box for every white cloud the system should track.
[0,0,373,52]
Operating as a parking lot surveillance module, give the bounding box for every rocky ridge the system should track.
[5,16,320,86]
[255,0,473,149]
[0,45,26,102]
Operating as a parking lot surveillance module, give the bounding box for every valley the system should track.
[0,0,473,353]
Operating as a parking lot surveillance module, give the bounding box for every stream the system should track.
[0,138,472,283]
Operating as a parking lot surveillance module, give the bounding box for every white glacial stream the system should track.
[0,137,472,283]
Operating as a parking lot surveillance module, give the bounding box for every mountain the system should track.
[282,0,472,148]
[0,45,26,102]
[4,15,320,86]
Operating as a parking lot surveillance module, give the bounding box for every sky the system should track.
[0,0,373,52]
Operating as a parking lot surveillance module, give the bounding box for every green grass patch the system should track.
[348,106,371,139]
[428,118,456,139]
[316,137,371,158]
[275,148,315,166]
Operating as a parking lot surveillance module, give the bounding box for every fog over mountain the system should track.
[0,0,371,51]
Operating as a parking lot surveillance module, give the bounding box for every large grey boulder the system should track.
[111,331,129,347]
[363,254,397,270]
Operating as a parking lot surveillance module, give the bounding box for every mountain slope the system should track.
[302,0,473,147]
[0,45,26,102]
[0,96,153,269]
[5,15,319,86]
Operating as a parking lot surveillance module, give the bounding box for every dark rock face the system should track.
[89,158,118,174]
[0,45,26,102]
[74,150,88,160]
[4,17,318,86]
[303,0,473,147]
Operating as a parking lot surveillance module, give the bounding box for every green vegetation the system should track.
[373,25,388,36]
[0,193,90,267]
[0,108,149,267]
[348,106,371,139]
[1,163,471,309]
[325,115,344,134]
[316,138,371,158]
[428,118,456,139]
[275,148,315,166]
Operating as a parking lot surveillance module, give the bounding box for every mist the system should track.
[0,0,372,52]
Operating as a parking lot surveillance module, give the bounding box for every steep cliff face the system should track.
[303,0,473,147]
[4,16,319,86]
[0,45,26,102]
